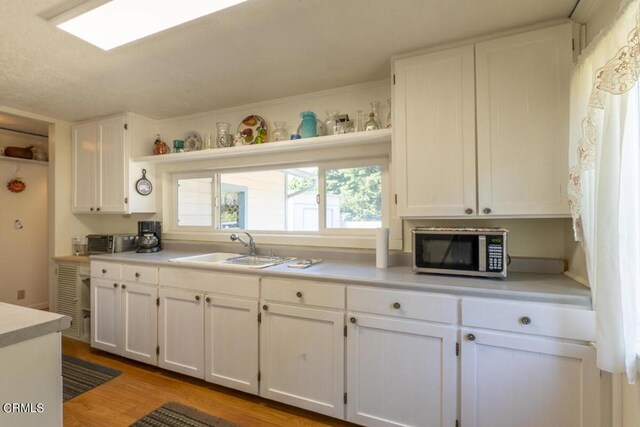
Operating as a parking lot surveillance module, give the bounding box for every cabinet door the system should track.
[394,45,476,217]
[72,122,97,212]
[346,314,457,427]
[476,24,572,216]
[121,282,157,365]
[56,263,80,338]
[204,295,258,394]
[461,328,600,427]
[97,115,127,212]
[158,287,204,379]
[260,303,344,418]
[90,278,120,354]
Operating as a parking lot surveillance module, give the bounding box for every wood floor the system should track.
[62,337,355,427]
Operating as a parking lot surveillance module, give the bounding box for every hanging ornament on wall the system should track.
[7,178,26,193]
[7,164,26,193]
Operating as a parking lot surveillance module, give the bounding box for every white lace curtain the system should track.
[569,0,640,383]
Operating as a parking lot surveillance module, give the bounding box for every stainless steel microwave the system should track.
[87,234,137,255]
[412,228,508,278]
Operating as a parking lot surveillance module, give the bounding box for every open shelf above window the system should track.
[0,156,48,166]
[134,128,391,164]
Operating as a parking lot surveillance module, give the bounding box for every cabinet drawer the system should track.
[90,261,121,281]
[348,287,458,324]
[123,264,158,285]
[462,298,595,341]
[261,278,345,309]
[159,268,259,299]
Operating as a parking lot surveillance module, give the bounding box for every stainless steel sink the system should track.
[168,252,241,264]
[167,253,294,269]
[218,255,295,268]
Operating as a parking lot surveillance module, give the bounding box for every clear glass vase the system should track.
[365,101,381,131]
[216,122,232,148]
[324,109,339,135]
[272,121,289,142]
[386,97,392,128]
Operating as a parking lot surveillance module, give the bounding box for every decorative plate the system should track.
[182,131,203,151]
[237,115,268,144]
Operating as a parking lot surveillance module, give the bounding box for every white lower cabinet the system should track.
[91,277,158,364]
[346,314,457,427]
[158,287,204,379]
[204,295,259,394]
[460,329,600,427]
[260,302,345,418]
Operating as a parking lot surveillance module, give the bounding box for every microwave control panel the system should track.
[487,236,504,272]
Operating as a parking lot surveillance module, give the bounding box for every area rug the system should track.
[130,402,239,427]
[62,354,121,402]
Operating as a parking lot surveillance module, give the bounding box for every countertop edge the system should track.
[0,315,71,349]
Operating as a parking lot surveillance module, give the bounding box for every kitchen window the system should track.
[172,160,385,235]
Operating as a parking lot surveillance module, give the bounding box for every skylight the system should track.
[55,0,249,51]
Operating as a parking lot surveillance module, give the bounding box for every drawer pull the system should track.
[195,295,200,302]
[465,208,473,215]
[102,269,107,274]
[113,283,118,288]
[483,207,492,214]
[392,302,401,310]
[205,297,211,303]
[263,304,268,311]
[296,291,303,298]
[466,333,476,341]
[520,316,532,325]
[135,272,140,278]
[122,284,126,289]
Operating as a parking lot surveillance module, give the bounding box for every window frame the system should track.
[169,158,390,238]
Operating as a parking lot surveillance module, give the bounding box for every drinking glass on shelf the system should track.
[355,110,365,132]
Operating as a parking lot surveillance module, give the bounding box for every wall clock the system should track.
[135,169,152,196]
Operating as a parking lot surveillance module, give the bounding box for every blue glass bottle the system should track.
[299,111,317,138]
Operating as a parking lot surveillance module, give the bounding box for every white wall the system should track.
[0,159,48,307]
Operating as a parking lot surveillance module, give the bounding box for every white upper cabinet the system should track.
[72,113,158,214]
[394,45,477,217]
[476,24,572,216]
[393,23,574,218]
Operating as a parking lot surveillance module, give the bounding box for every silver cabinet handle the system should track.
[350,317,357,324]
[465,208,473,215]
[483,207,492,214]
[466,333,476,341]
[392,302,401,309]
[520,316,532,325]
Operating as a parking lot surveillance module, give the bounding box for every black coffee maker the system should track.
[136,221,162,253]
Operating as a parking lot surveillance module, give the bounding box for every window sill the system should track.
[164,230,402,251]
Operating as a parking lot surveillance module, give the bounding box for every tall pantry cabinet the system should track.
[393,22,575,218]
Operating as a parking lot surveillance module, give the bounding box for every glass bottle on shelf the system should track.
[324,109,339,135]
[355,110,365,132]
[365,101,381,131]
[152,134,168,155]
[386,97,392,128]
[272,121,289,142]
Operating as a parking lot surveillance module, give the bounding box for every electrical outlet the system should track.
[17,289,25,300]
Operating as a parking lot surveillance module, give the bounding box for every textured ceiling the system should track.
[0,0,576,122]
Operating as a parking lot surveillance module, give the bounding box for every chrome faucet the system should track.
[230,232,256,256]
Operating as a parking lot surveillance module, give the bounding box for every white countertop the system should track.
[91,250,592,307]
[0,303,71,348]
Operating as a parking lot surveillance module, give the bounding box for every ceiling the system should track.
[0,0,577,123]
